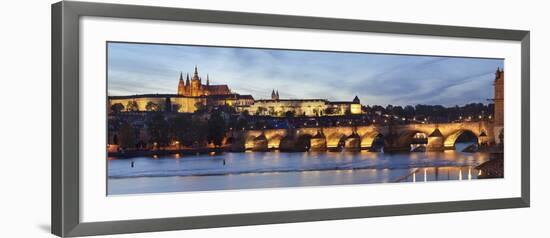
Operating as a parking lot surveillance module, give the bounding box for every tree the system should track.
[172,103,182,112]
[188,117,208,147]
[126,101,139,112]
[231,117,248,131]
[207,110,226,147]
[194,101,207,113]
[110,103,124,114]
[241,110,250,117]
[403,105,415,118]
[256,106,267,116]
[268,107,276,116]
[164,97,172,112]
[285,110,295,118]
[117,121,136,149]
[391,106,404,117]
[146,113,169,148]
[169,114,192,147]
[145,102,160,112]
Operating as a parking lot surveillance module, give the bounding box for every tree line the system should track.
[115,109,227,150]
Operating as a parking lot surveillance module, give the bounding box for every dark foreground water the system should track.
[108,143,491,195]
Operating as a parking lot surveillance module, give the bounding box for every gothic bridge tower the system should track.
[493,68,504,144]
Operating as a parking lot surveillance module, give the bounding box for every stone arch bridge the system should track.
[228,121,497,152]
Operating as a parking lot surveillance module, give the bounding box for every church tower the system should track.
[177,72,185,95]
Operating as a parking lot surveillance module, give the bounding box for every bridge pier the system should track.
[230,142,246,152]
[427,129,444,151]
[310,138,327,151]
[252,139,268,151]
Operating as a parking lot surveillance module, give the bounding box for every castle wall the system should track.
[109,97,167,112]
[171,97,204,112]
[109,96,204,113]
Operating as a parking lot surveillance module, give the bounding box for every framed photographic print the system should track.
[52,1,530,237]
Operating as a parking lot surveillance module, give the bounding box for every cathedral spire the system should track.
[194,65,199,77]
[186,73,190,85]
[271,89,279,100]
[206,74,210,87]
[177,72,185,95]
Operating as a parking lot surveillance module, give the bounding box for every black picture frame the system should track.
[51,1,530,237]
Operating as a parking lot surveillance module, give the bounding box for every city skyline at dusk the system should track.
[108,42,503,107]
[107,41,505,195]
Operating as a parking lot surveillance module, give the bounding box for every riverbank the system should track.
[108,147,225,158]
[475,153,504,178]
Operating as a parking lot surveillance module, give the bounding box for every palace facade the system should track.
[108,66,364,116]
[247,91,362,117]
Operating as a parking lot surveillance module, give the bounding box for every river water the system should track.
[108,143,492,195]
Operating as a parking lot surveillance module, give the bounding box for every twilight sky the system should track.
[107,42,503,107]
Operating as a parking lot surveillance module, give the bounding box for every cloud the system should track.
[107,42,503,106]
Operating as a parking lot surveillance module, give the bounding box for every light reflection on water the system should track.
[108,143,491,195]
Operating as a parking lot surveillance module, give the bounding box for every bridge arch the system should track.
[443,129,479,150]
[410,132,429,151]
[310,130,327,151]
[388,130,429,152]
[360,131,383,149]
[344,132,361,151]
[244,135,256,150]
[244,133,269,151]
[267,134,284,150]
[326,132,347,149]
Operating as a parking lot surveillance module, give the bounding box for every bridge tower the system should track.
[493,68,504,144]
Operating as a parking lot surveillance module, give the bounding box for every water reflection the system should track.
[108,143,494,195]
[397,166,481,183]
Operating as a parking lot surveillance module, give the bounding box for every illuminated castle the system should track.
[108,65,364,116]
[177,66,231,96]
